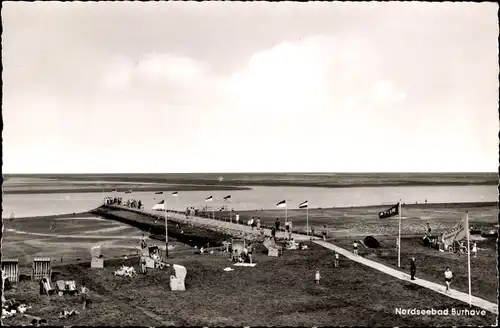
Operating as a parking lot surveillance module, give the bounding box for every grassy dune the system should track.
[333,236,498,304]
[2,242,496,327]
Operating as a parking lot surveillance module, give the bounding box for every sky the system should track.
[2,1,499,173]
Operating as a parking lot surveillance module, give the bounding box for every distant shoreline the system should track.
[6,201,496,220]
[2,180,497,195]
[2,185,251,195]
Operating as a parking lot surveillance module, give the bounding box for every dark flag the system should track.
[378,203,400,219]
[276,200,286,208]
[155,191,163,195]
[223,195,231,201]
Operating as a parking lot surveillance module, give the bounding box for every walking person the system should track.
[275,218,281,232]
[322,225,327,241]
[314,270,321,285]
[444,267,453,293]
[235,213,240,224]
[472,242,477,258]
[410,257,416,280]
[284,219,290,234]
[353,240,359,255]
[271,226,277,241]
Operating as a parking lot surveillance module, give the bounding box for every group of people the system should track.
[409,258,455,293]
[229,243,254,264]
[104,197,123,205]
[104,196,143,210]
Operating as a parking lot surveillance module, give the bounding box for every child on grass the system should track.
[315,270,321,284]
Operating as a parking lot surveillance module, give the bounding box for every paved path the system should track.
[313,240,498,315]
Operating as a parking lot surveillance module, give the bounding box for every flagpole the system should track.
[285,201,288,222]
[306,206,309,236]
[398,199,402,268]
[165,195,169,258]
[466,211,471,307]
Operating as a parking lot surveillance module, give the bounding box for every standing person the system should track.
[141,256,147,274]
[235,213,240,224]
[472,242,478,258]
[334,253,340,268]
[247,243,253,264]
[353,240,359,255]
[444,267,453,293]
[256,218,261,230]
[271,226,277,241]
[322,225,327,241]
[314,270,321,284]
[81,283,90,310]
[410,257,416,280]
[311,226,315,236]
[285,219,290,234]
[140,234,147,250]
[275,218,281,232]
[426,223,432,235]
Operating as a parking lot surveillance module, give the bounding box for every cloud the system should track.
[371,80,407,106]
[227,36,335,113]
[98,53,228,107]
[100,53,208,90]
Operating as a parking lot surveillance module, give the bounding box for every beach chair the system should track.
[2,259,20,284]
[32,258,52,281]
[56,280,66,295]
[41,278,55,295]
[170,264,187,291]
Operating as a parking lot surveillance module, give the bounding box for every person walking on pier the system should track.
[353,240,359,255]
[322,225,327,241]
[410,257,416,280]
[444,267,453,293]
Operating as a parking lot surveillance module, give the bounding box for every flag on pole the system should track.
[223,195,231,201]
[172,192,178,196]
[299,200,308,209]
[378,203,399,219]
[277,200,286,208]
[152,200,165,210]
[205,196,213,202]
[155,191,163,195]
[441,214,467,247]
